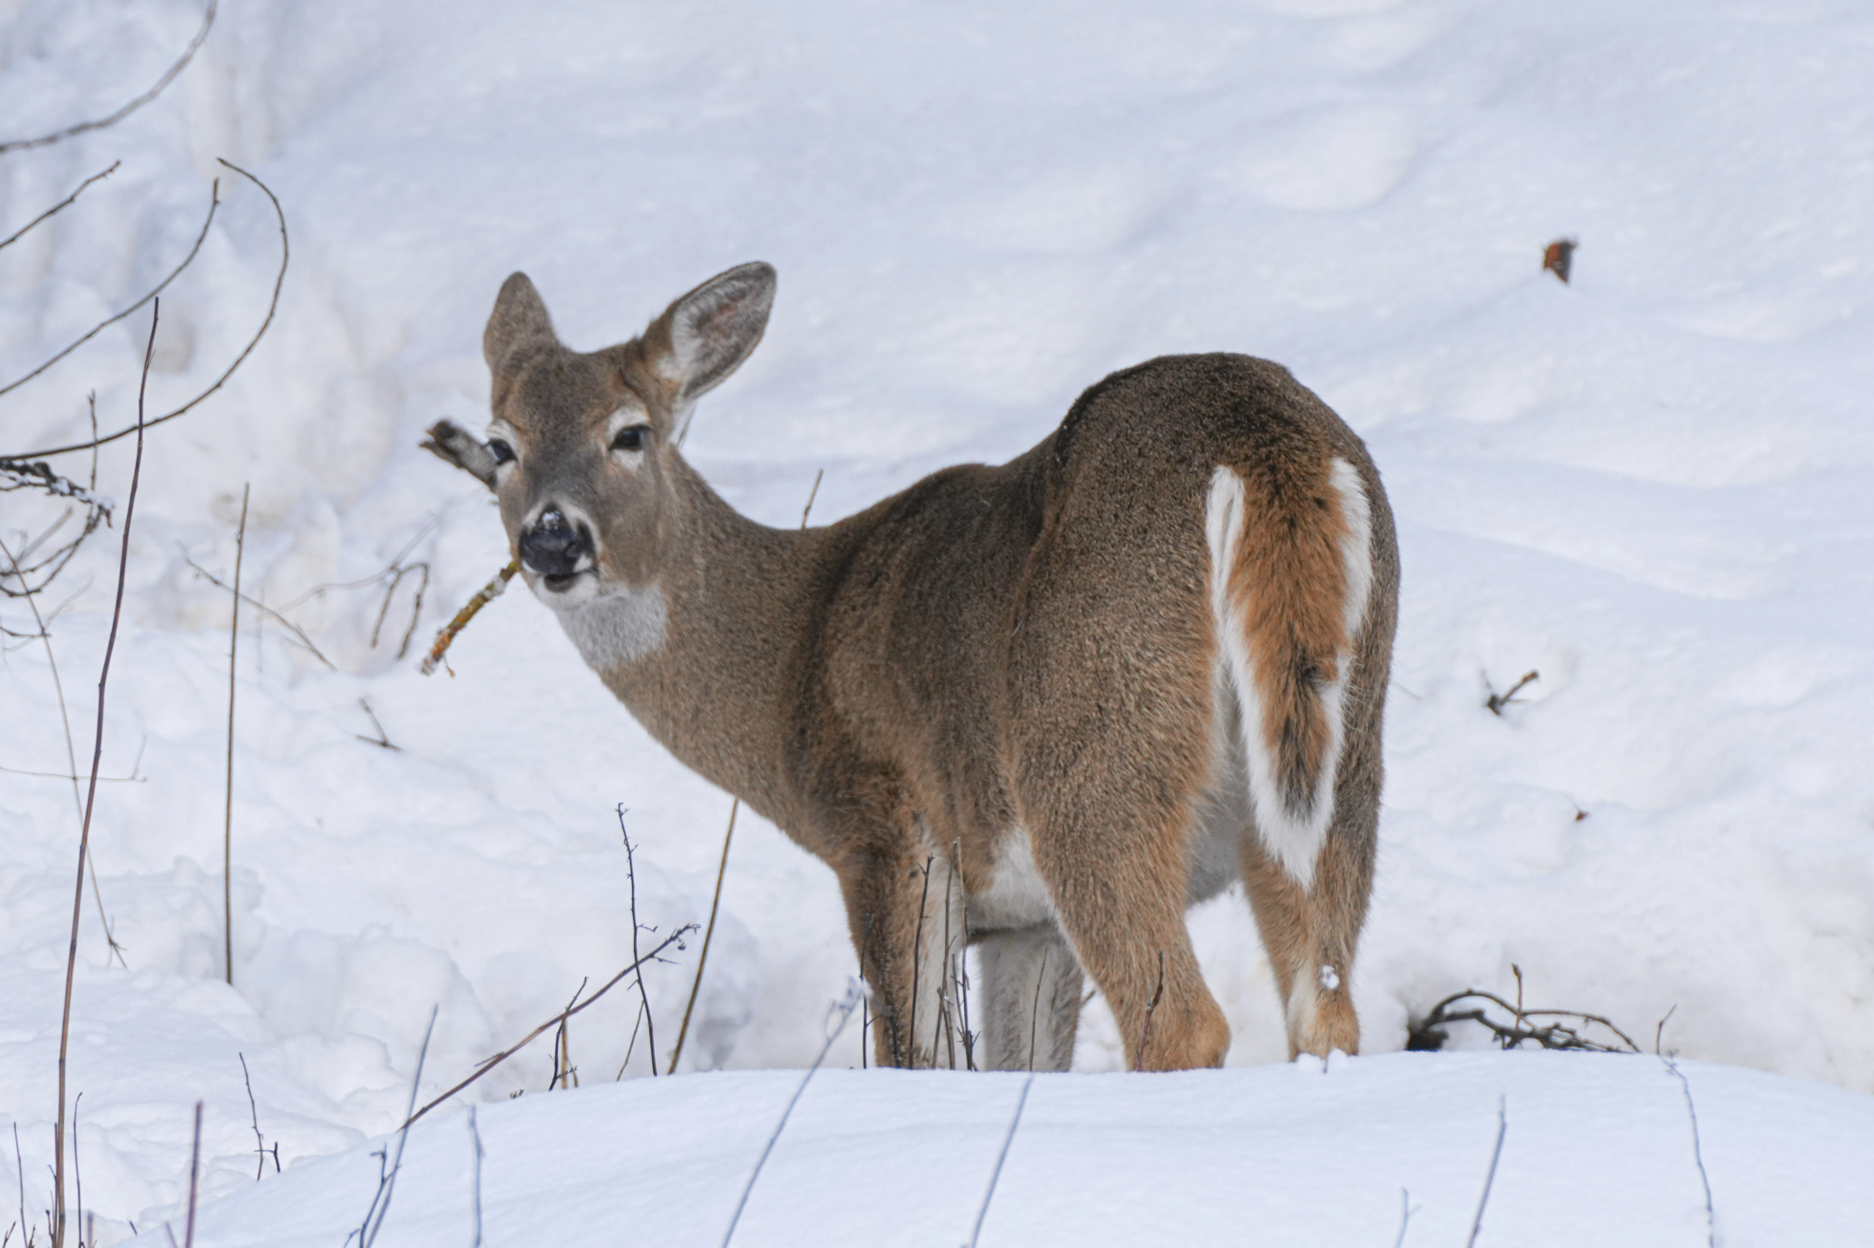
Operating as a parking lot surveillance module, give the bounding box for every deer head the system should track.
[474,262,776,609]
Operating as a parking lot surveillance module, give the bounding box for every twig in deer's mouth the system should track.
[419,561,521,675]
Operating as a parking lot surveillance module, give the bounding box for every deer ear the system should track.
[654,262,776,404]
[484,272,558,371]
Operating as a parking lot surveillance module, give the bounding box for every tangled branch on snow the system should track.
[1406,966,1640,1054]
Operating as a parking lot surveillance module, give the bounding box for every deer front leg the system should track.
[837,841,968,1069]
[976,924,1084,1071]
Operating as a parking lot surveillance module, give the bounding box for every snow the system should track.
[124,1054,1874,1247]
[2,0,1872,1243]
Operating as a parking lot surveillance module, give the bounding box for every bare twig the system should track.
[1485,670,1539,716]
[0,766,137,783]
[1393,1186,1414,1248]
[0,185,219,401]
[1654,1004,1678,1056]
[799,468,823,530]
[353,1008,437,1248]
[0,164,120,253]
[4,160,289,460]
[354,700,399,751]
[53,301,156,1248]
[0,0,217,155]
[179,552,334,670]
[967,1073,1035,1248]
[418,562,519,676]
[181,1102,202,1248]
[548,980,585,1091]
[952,838,975,1072]
[367,563,429,660]
[263,519,434,661]
[907,856,934,1068]
[223,485,247,987]
[1464,1096,1507,1248]
[670,798,738,1074]
[616,808,661,1076]
[616,1001,646,1080]
[237,1054,269,1181]
[0,465,111,600]
[13,1123,28,1248]
[466,1108,484,1248]
[939,854,958,1069]
[69,1098,82,1248]
[858,915,873,1071]
[1662,1058,1716,1247]
[0,534,124,964]
[720,982,864,1248]
[1027,948,1047,1073]
[1133,951,1166,1072]
[404,927,694,1129]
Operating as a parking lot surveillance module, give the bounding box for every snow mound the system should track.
[132,1052,1874,1247]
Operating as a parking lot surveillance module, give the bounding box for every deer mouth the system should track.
[540,569,589,594]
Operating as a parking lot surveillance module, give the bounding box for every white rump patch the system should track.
[1205,461,1373,890]
[555,583,669,670]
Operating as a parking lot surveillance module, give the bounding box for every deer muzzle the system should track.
[520,507,594,587]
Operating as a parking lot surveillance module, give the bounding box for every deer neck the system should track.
[555,456,821,827]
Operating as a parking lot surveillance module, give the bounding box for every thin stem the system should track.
[967,1074,1035,1248]
[0,164,119,252]
[1663,1058,1716,1247]
[0,534,123,965]
[4,160,289,461]
[907,856,934,1068]
[617,808,659,1075]
[404,926,693,1129]
[0,0,217,154]
[224,484,247,986]
[720,984,862,1248]
[0,184,219,400]
[670,798,737,1073]
[1464,1096,1508,1248]
[53,300,157,1248]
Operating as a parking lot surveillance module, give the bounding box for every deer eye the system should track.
[611,425,650,454]
[486,438,516,465]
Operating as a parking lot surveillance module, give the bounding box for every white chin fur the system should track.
[551,578,669,669]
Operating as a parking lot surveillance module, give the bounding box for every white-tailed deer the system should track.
[425,262,1398,1072]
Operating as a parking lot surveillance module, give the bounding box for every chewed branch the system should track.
[421,420,499,491]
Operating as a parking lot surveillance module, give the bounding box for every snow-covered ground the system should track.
[2,0,1871,1242]
[125,1054,1874,1248]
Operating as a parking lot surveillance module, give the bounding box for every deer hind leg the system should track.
[839,839,969,1070]
[1207,456,1383,1058]
[1014,785,1227,1071]
[1238,827,1363,1057]
[1235,704,1380,1057]
[976,924,1084,1072]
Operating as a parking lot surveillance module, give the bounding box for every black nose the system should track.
[520,508,593,579]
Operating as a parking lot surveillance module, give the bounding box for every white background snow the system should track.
[1,0,1871,1243]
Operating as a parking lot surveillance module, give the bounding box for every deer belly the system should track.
[968,827,1056,934]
